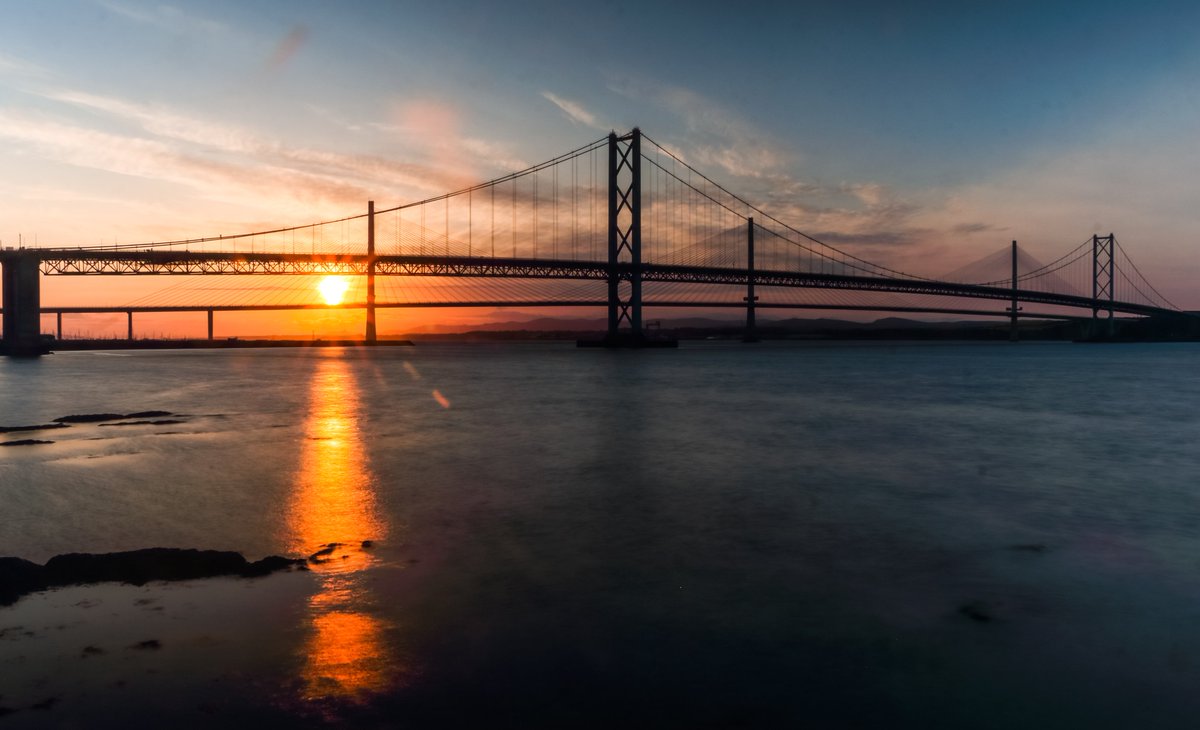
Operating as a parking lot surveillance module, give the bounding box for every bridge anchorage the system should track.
[0,128,1189,355]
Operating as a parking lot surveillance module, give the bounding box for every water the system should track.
[2,342,1200,727]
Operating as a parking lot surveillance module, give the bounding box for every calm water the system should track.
[2,342,1200,727]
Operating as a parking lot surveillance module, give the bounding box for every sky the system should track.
[2,0,1199,334]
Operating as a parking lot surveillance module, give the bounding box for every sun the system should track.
[318,276,351,306]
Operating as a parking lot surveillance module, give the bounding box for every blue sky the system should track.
[2,0,1199,306]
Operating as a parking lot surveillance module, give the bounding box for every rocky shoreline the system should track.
[0,548,306,605]
[1,411,184,446]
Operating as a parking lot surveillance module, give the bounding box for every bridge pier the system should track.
[56,311,63,340]
[1,251,49,356]
[207,309,214,340]
[127,311,133,341]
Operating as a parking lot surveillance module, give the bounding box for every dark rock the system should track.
[99,420,186,427]
[81,645,105,657]
[242,555,305,577]
[125,411,172,419]
[1009,543,1048,553]
[53,414,125,423]
[0,558,46,605]
[1,548,305,605]
[0,423,69,434]
[130,639,161,651]
[308,544,339,563]
[0,440,54,447]
[44,548,247,587]
[361,540,375,549]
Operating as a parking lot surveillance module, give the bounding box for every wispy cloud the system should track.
[541,92,603,129]
[44,89,260,153]
[613,78,946,268]
[0,83,541,248]
[0,52,48,79]
[95,0,226,35]
[369,98,530,176]
[30,87,525,194]
[613,80,791,178]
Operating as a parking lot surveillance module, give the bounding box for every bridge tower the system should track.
[1,251,48,356]
[366,200,377,344]
[1008,240,1021,342]
[603,128,645,345]
[1092,233,1115,334]
[744,217,759,342]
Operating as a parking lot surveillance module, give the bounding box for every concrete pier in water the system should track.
[1,251,49,356]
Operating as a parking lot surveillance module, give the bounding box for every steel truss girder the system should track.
[29,251,1171,317]
[637,264,1169,317]
[37,252,610,279]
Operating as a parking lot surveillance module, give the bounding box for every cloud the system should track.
[0,52,48,79]
[612,80,790,179]
[26,88,524,195]
[951,222,1000,235]
[44,89,260,153]
[541,92,603,129]
[0,84,543,249]
[370,98,530,179]
[95,0,226,35]
[0,105,429,233]
[608,77,1033,277]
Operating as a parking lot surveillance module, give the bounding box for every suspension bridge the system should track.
[0,129,1185,355]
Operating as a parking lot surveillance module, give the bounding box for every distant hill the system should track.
[402,314,1033,340]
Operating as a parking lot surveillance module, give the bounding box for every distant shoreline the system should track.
[47,338,415,351]
[27,312,1200,351]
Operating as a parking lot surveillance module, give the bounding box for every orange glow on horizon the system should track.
[38,274,625,339]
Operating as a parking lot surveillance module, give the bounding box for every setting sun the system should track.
[318,276,351,306]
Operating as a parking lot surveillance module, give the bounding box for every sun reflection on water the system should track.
[288,352,396,702]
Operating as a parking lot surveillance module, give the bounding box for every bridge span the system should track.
[0,129,1184,354]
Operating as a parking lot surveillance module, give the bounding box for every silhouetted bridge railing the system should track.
[0,128,1185,354]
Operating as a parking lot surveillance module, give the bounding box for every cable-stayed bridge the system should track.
[0,129,1185,354]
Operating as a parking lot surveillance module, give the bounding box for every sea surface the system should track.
[2,341,1199,728]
